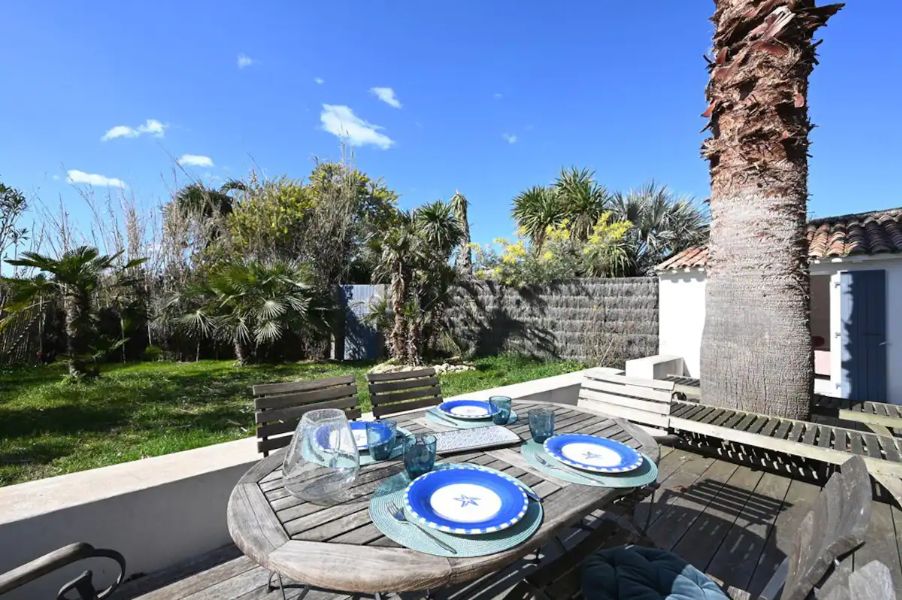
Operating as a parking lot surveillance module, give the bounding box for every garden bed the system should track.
[0,355,581,486]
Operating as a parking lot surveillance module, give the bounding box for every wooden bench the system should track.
[506,455,895,600]
[253,375,361,457]
[812,394,902,437]
[577,369,675,437]
[366,367,443,418]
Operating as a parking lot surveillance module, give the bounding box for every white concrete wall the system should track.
[658,270,707,377]
[657,256,902,404]
[0,369,591,599]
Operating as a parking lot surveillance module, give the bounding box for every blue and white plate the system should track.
[437,399,498,420]
[349,421,394,452]
[543,434,643,473]
[404,466,528,534]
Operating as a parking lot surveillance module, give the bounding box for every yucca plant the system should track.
[512,185,563,250]
[1,246,144,378]
[553,167,609,241]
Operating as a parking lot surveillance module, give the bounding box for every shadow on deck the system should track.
[117,446,902,599]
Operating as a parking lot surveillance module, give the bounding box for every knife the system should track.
[428,408,460,427]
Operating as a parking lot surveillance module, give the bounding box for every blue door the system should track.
[840,270,887,402]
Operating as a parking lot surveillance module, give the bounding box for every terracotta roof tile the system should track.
[657,207,902,270]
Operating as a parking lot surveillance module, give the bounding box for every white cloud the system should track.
[177,154,214,168]
[320,104,394,150]
[502,133,518,144]
[370,86,402,109]
[66,169,127,188]
[237,53,255,69]
[314,77,325,85]
[493,92,504,100]
[101,118,167,141]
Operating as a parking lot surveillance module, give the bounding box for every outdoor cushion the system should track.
[581,545,729,600]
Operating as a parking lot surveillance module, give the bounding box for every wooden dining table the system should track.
[227,399,658,594]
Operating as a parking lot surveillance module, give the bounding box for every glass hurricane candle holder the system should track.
[282,408,359,505]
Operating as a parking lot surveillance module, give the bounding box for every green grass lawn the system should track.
[0,355,582,486]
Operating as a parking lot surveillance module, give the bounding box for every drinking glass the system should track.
[403,433,437,480]
[367,419,398,461]
[282,408,359,504]
[489,396,513,425]
[528,407,555,443]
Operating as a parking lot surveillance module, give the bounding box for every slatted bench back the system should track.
[253,375,361,456]
[578,370,675,435]
[367,368,442,418]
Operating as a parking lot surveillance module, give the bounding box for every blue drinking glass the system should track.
[366,420,398,461]
[489,396,513,425]
[403,433,437,479]
[528,407,555,443]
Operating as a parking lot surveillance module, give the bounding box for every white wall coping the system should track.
[0,437,259,526]
[0,367,596,525]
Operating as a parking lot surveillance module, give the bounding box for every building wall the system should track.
[657,256,902,404]
[658,270,706,377]
[814,257,902,404]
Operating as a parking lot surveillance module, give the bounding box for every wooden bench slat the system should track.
[254,384,356,411]
[369,376,440,394]
[578,399,670,428]
[583,371,675,391]
[366,368,436,382]
[580,379,673,402]
[256,395,358,423]
[372,397,442,418]
[252,375,355,396]
[371,386,441,405]
[578,390,671,415]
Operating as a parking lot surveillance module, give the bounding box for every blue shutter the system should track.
[840,270,887,402]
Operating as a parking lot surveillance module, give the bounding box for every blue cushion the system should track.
[581,545,729,600]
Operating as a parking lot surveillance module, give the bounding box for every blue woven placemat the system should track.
[425,409,518,429]
[369,463,543,557]
[521,441,658,488]
[359,427,412,467]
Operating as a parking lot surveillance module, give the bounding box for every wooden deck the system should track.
[117,446,902,599]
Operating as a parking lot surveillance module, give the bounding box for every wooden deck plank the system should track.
[646,459,739,551]
[670,464,764,566]
[703,471,792,590]
[851,498,902,595]
[745,477,821,597]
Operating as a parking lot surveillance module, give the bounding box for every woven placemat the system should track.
[425,409,518,430]
[521,441,658,488]
[369,463,543,557]
[359,427,412,467]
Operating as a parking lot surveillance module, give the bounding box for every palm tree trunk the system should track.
[64,293,89,378]
[234,340,249,366]
[389,272,408,363]
[700,0,841,419]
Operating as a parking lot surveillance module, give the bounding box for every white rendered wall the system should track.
[657,257,902,404]
[658,270,707,377]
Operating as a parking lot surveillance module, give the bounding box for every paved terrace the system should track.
[117,445,902,599]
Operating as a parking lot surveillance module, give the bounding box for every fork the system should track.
[535,453,598,484]
[387,501,457,554]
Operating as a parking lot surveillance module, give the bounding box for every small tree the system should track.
[1,246,144,378]
[374,201,462,365]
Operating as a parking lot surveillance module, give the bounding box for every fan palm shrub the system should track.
[171,259,328,365]
[609,182,708,274]
[1,246,144,378]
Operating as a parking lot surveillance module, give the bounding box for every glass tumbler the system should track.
[528,407,556,443]
[489,396,513,425]
[403,433,437,480]
[367,419,398,461]
[282,408,360,504]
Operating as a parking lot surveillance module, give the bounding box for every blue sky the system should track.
[1,1,899,247]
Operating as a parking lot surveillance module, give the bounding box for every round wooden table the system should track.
[227,400,657,594]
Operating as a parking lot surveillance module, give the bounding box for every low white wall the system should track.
[658,270,706,377]
[0,368,590,599]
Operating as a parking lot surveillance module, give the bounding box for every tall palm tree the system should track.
[553,167,609,241]
[512,185,562,250]
[700,0,842,418]
[450,191,473,275]
[610,182,708,275]
[1,246,143,378]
